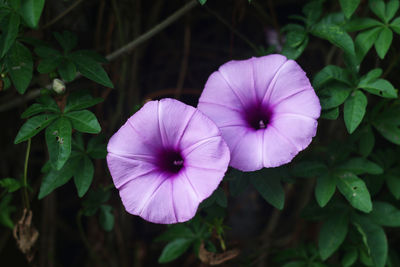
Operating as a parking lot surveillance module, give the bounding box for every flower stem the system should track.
[23,138,31,210]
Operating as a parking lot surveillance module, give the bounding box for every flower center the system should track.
[244,105,272,130]
[158,149,184,174]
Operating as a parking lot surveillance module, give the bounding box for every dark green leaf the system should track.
[291,161,327,178]
[315,173,336,207]
[38,156,80,199]
[65,110,101,133]
[155,225,194,242]
[372,105,400,144]
[99,205,114,231]
[82,188,111,216]
[320,107,339,120]
[374,27,393,59]
[73,156,94,197]
[58,59,76,82]
[198,0,207,5]
[0,194,16,229]
[37,56,62,73]
[339,0,361,18]
[64,89,103,112]
[336,172,372,212]
[215,188,227,208]
[70,52,113,88]
[386,0,399,21]
[53,31,77,52]
[158,238,193,263]
[355,27,381,63]
[303,0,323,25]
[282,261,306,267]
[34,45,60,58]
[0,178,22,192]
[19,0,45,28]
[5,42,33,94]
[14,114,58,144]
[282,35,309,60]
[342,247,358,267]
[386,174,400,199]
[344,90,367,134]
[251,169,285,210]
[319,213,348,260]
[360,78,397,98]
[0,12,20,57]
[345,17,382,32]
[71,50,108,63]
[369,0,386,22]
[87,135,107,159]
[390,17,400,34]
[313,65,352,90]
[369,201,400,227]
[359,68,382,84]
[318,83,351,110]
[227,169,248,196]
[358,125,375,157]
[45,117,72,170]
[337,157,383,175]
[21,103,59,118]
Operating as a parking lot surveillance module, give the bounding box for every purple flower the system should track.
[107,98,230,224]
[198,55,320,171]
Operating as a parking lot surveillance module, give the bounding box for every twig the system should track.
[42,0,85,29]
[23,138,31,210]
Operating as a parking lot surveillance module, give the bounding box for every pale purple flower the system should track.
[198,55,320,171]
[107,98,230,224]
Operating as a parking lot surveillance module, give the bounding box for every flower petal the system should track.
[273,89,321,119]
[196,101,246,128]
[183,166,226,200]
[171,175,199,222]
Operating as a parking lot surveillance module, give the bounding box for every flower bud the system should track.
[52,78,65,94]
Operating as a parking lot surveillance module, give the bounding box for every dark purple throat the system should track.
[157,149,184,174]
[244,105,273,130]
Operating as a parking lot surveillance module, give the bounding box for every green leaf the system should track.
[64,89,103,112]
[0,194,16,229]
[155,225,195,242]
[355,27,381,63]
[14,114,58,144]
[45,117,72,170]
[87,135,107,159]
[319,213,348,260]
[358,126,375,157]
[37,56,62,73]
[343,90,367,134]
[291,161,327,178]
[318,83,351,110]
[198,0,207,5]
[215,188,227,208]
[73,156,94,197]
[303,0,323,25]
[369,201,400,227]
[82,188,110,216]
[71,50,108,63]
[360,78,398,98]
[21,103,59,118]
[391,17,400,34]
[315,173,336,207]
[53,31,77,52]
[386,0,399,21]
[337,157,383,175]
[0,178,22,192]
[320,107,339,120]
[339,0,361,18]
[0,12,20,57]
[38,156,80,199]
[359,68,382,84]
[19,0,45,28]
[345,17,382,32]
[64,110,101,133]
[369,0,386,21]
[342,247,358,267]
[386,174,400,199]
[99,205,114,231]
[352,214,388,267]
[281,35,309,60]
[251,168,285,210]
[34,45,60,58]
[5,42,33,94]
[336,172,372,213]
[372,105,400,144]
[374,27,393,59]
[58,59,76,82]
[70,52,113,88]
[313,65,352,89]
[158,238,193,263]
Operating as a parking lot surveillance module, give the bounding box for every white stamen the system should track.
[173,160,183,166]
[259,120,266,129]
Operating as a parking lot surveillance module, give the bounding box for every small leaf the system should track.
[391,17,400,34]
[318,83,352,110]
[313,65,352,89]
[58,59,76,82]
[343,90,367,134]
[0,194,16,229]
[65,110,101,133]
[73,156,94,197]
[355,27,381,63]
[320,107,339,120]
[14,114,58,144]
[45,117,72,170]
[0,12,20,57]
[0,178,22,192]
[53,31,77,52]
[5,42,33,94]
[64,89,103,112]
[19,0,45,28]
[99,205,114,231]
[337,157,383,175]
[339,0,361,18]
[291,161,327,178]
[315,173,336,207]
[342,247,358,267]
[358,125,375,157]
[87,135,107,159]
[374,27,393,59]
[369,0,386,22]
[359,78,397,98]
[158,238,193,263]
[369,201,400,227]
[386,0,399,21]
[336,172,372,213]
[319,213,348,260]
[251,168,285,210]
[386,174,400,199]
[21,103,59,118]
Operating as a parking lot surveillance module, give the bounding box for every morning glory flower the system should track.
[107,98,230,224]
[198,54,320,171]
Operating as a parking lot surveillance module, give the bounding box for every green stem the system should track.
[23,138,31,210]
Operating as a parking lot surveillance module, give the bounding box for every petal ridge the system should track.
[261,60,290,103]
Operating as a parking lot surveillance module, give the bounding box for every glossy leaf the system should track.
[65,110,101,133]
[339,0,361,18]
[343,90,367,134]
[73,156,94,197]
[19,0,45,28]
[374,27,393,59]
[6,42,33,94]
[0,12,20,57]
[21,103,59,118]
[359,79,398,98]
[337,157,383,175]
[158,238,193,263]
[14,114,58,144]
[315,173,336,207]
[45,117,72,170]
[64,89,103,112]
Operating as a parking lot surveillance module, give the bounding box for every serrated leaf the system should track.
[369,201,400,227]
[344,90,367,134]
[318,83,352,110]
[65,110,101,133]
[14,114,58,144]
[374,27,393,59]
[337,157,383,175]
[45,117,72,170]
[158,238,193,263]
[0,12,20,57]
[313,65,352,89]
[73,156,94,197]
[0,178,22,192]
[19,0,45,28]
[339,0,361,18]
[336,172,372,212]
[70,52,113,88]
[319,213,348,260]
[5,42,33,94]
[58,59,76,82]
[355,27,381,63]
[320,107,339,120]
[315,173,336,207]
[64,89,103,112]
[251,168,285,210]
[99,205,114,231]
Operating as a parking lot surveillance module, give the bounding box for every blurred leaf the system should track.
[369,0,386,22]
[0,194,16,228]
[215,188,227,208]
[339,0,361,18]
[320,107,339,120]
[155,224,195,242]
[99,205,114,231]
[82,188,111,216]
[390,17,400,34]
[283,261,306,267]
[87,135,107,159]
[368,201,400,227]
[19,0,45,28]
[342,247,358,267]
[70,52,113,88]
[198,0,207,5]
[345,17,382,32]
[319,213,348,260]
[313,65,352,89]
[228,169,248,196]
[73,156,94,197]
[318,83,351,110]
[355,27,381,63]
[359,68,382,84]
[14,114,58,144]
[58,59,76,82]
[291,161,327,178]
[282,35,308,60]
[64,89,103,112]
[37,56,62,73]
[21,103,59,118]
[386,0,399,21]
[53,31,77,52]
[374,27,393,59]
[386,174,400,199]
[34,45,60,58]
[70,50,108,63]
[336,157,383,175]
[303,0,323,25]
[315,173,336,208]
[358,125,375,157]
[158,238,193,263]
[336,172,372,212]
[251,168,285,210]
[45,117,72,170]
[0,12,20,57]
[359,79,397,98]
[372,105,400,144]
[343,90,367,134]
[5,42,33,94]
[65,110,101,134]
[0,178,22,192]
